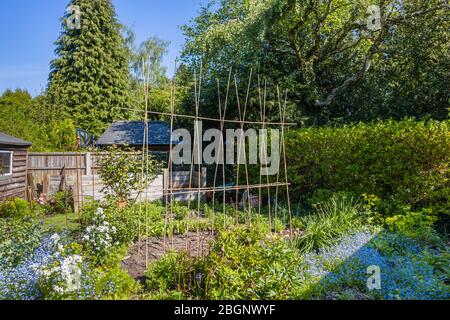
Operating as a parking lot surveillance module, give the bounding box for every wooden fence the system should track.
[27,152,207,212]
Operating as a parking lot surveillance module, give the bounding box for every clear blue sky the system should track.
[0,0,206,96]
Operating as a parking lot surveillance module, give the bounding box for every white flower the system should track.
[53,285,65,294]
[50,233,60,244]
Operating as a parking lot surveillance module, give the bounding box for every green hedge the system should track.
[285,119,450,208]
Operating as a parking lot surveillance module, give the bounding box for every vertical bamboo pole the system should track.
[282,90,293,238]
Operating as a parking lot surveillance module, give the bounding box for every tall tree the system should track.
[182,0,449,125]
[0,90,76,151]
[47,0,131,136]
[127,35,173,119]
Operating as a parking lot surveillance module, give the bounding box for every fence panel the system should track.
[27,153,207,211]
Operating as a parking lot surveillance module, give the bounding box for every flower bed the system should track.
[303,231,450,300]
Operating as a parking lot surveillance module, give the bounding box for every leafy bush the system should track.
[0,90,78,151]
[47,119,77,151]
[82,208,119,265]
[104,205,140,246]
[0,90,51,152]
[285,119,450,210]
[0,218,45,269]
[385,210,440,244]
[145,252,195,293]
[47,191,74,215]
[202,227,303,300]
[0,198,33,219]
[86,264,140,300]
[95,146,162,203]
[145,226,305,300]
[39,237,139,300]
[363,195,442,244]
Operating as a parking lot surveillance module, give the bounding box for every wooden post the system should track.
[85,152,92,175]
[27,172,35,199]
[42,174,49,195]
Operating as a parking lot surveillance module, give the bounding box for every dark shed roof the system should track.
[97,121,171,147]
[0,132,32,147]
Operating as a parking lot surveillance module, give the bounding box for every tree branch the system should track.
[314,1,448,107]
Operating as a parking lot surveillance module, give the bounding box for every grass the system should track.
[40,212,82,232]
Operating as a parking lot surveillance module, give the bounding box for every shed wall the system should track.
[0,147,28,201]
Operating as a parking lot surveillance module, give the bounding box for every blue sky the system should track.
[0,0,206,96]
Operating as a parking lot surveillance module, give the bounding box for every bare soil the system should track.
[121,231,215,282]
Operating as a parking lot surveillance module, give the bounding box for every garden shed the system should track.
[0,132,32,201]
[97,121,172,152]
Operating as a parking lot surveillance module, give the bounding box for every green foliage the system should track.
[0,90,48,151]
[171,202,190,221]
[48,191,74,216]
[95,146,162,202]
[87,263,140,300]
[130,36,170,87]
[103,204,141,246]
[422,250,450,283]
[295,195,364,253]
[385,210,440,245]
[364,192,449,241]
[144,226,304,300]
[0,90,75,151]
[145,252,195,293]
[285,120,450,209]
[339,2,450,122]
[47,119,77,151]
[203,227,303,300]
[47,0,132,136]
[182,0,449,124]
[0,198,33,219]
[124,32,174,121]
[39,242,140,300]
[0,218,44,269]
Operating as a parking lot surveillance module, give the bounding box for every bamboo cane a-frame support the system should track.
[92,57,295,268]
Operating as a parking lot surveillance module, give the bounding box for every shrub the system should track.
[364,195,442,244]
[144,226,305,300]
[86,264,140,300]
[384,209,440,244]
[202,227,304,300]
[47,191,74,215]
[145,252,195,293]
[47,119,77,151]
[285,119,450,210]
[0,218,44,269]
[106,205,140,246]
[39,238,139,300]
[82,208,119,265]
[0,198,32,219]
[80,200,102,226]
[95,146,162,203]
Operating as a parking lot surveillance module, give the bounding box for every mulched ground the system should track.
[121,231,215,282]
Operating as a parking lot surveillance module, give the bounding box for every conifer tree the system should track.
[48,0,131,136]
